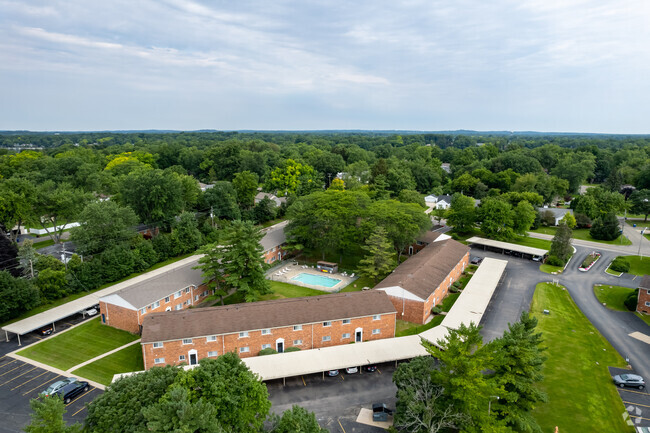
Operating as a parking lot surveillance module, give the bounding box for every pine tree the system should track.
[589,212,620,241]
[357,226,397,284]
[24,396,82,433]
[549,222,572,263]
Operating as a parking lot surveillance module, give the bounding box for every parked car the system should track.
[345,367,358,374]
[41,377,77,397]
[84,307,98,316]
[470,256,483,265]
[613,374,645,389]
[326,370,339,377]
[38,325,53,336]
[363,365,378,372]
[54,380,90,404]
[532,255,544,262]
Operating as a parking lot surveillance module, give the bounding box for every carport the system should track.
[466,236,547,260]
[2,255,201,345]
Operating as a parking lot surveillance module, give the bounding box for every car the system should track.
[532,255,544,262]
[84,307,98,316]
[613,374,645,389]
[53,380,90,404]
[41,377,77,397]
[38,325,53,336]
[326,370,339,377]
[345,367,358,374]
[363,365,378,372]
[470,256,483,265]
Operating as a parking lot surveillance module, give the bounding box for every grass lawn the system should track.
[340,276,374,292]
[540,264,563,274]
[260,281,328,300]
[605,267,622,276]
[530,227,632,246]
[593,284,635,312]
[17,318,139,371]
[71,343,144,386]
[395,315,444,337]
[34,239,56,249]
[636,313,650,326]
[531,282,633,433]
[0,253,194,328]
[616,255,650,276]
[510,235,552,251]
[440,292,460,312]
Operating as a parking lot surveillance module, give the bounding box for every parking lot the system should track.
[0,356,101,432]
[610,367,650,428]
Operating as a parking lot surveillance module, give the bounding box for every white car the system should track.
[345,367,358,374]
[84,308,98,316]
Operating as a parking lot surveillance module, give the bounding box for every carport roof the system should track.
[466,236,548,256]
[1,255,203,336]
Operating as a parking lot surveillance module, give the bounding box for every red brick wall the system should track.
[100,301,140,334]
[638,288,650,314]
[263,244,287,264]
[141,313,397,370]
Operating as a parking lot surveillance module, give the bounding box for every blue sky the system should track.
[1,0,649,133]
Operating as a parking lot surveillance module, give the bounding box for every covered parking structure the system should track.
[466,236,547,260]
[2,255,201,345]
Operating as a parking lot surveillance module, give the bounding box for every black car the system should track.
[613,374,645,389]
[470,256,483,265]
[54,380,89,404]
[38,325,53,336]
[363,365,378,372]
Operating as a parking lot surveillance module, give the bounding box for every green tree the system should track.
[0,177,36,242]
[630,189,650,222]
[203,182,241,222]
[33,181,92,244]
[549,222,572,263]
[35,268,68,300]
[451,173,479,195]
[171,212,203,255]
[398,189,426,208]
[560,212,576,229]
[120,169,184,226]
[70,201,138,256]
[266,159,319,196]
[357,226,396,284]
[551,153,596,193]
[478,199,514,241]
[253,197,277,224]
[270,406,327,433]
[512,200,536,235]
[431,207,447,226]
[0,270,40,323]
[98,245,135,282]
[590,212,621,241]
[0,233,19,276]
[24,395,82,433]
[232,171,259,209]
[446,194,476,233]
[196,243,227,306]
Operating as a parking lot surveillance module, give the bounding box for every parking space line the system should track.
[0,359,18,369]
[619,388,650,396]
[338,418,346,433]
[66,387,96,406]
[624,400,650,409]
[340,374,344,381]
[0,363,25,376]
[32,335,42,340]
[22,374,62,396]
[629,415,650,421]
[377,368,382,374]
[0,366,37,386]
[11,370,49,391]
[301,376,306,386]
[71,404,89,417]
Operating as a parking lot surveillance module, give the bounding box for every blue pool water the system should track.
[291,272,341,288]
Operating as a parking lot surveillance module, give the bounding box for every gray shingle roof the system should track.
[639,275,650,290]
[260,221,287,252]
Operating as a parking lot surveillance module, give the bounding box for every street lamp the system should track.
[488,396,500,415]
[638,227,647,259]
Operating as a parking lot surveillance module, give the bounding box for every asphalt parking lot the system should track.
[610,367,650,428]
[0,357,100,433]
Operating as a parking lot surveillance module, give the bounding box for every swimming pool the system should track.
[291,272,342,288]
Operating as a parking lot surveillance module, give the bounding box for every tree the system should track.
[0,270,40,323]
[0,177,36,242]
[196,244,227,306]
[590,212,621,241]
[36,268,68,300]
[266,159,319,196]
[451,173,479,195]
[490,312,547,433]
[539,210,555,227]
[478,199,514,241]
[629,189,650,222]
[0,233,19,276]
[357,226,396,284]
[560,212,576,229]
[398,189,426,208]
[232,171,259,209]
[571,195,598,220]
[98,245,135,282]
[512,200,536,235]
[431,207,447,226]
[328,178,345,191]
[120,169,184,226]
[446,194,476,233]
[203,182,241,222]
[33,181,92,244]
[253,197,277,224]
[70,201,138,256]
[24,396,82,433]
[269,406,327,433]
[550,153,596,193]
[549,222,572,263]
[171,212,203,255]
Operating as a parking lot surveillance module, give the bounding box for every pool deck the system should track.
[266,262,357,293]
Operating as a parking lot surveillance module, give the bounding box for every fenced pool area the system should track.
[267,262,356,292]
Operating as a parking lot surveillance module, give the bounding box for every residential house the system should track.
[407,231,451,255]
[538,207,574,226]
[376,239,470,324]
[440,163,451,174]
[637,275,650,315]
[425,195,453,210]
[261,221,289,264]
[255,192,286,207]
[140,290,397,369]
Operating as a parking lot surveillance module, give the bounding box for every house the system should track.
[441,163,451,174]
[198,182,214,192]
[406,231,451,255]
[139,290,397,369]
[425,195,453,210]
[538,207,574,226]
[99,257,212,334]
[376,239,470,324]
[637,275,650,315]
[261,221,289,264]
[255,192,286,207]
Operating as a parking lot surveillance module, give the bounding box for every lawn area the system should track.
[593,284,634,312]
[340,276,374,292]
[530,226,632,246]
[540,264,563,274]
[510,235,552,251]
[440,292,460,312]
[260,281,328,300]
[0,253,194,328]
[395,315,444,337]
[34,239,56,249]
[17,318,139,371]
[531,282,633,433]
[614,255,650,276]
[71,343,144,386]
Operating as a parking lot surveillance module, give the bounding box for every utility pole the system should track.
[29,259,34,278]
[210,207,215,228]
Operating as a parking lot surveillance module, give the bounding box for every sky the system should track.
[1,0,649,133]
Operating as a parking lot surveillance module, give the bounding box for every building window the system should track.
[152,301,160,309]
[175,291,182,299]
[175,304,182,310]
[179,355,186,361]
[165,296,170,303]
[372,329,380,335]
[208,351,218,357]
[323,321,331,327]
[240,347,250,353]
[182,338,193,345]
[342,319,350,325]
[239,331,249,338]
[372,315,381,321]
[293,325,302,331]
[184,300,190,306]
[342,333,350,339]
[646,301,650,307]
[153,342,163,349]
[261,344,271,349]
[293,339,302,345]
[322,336,331,342]
[139,308,146,315]
[154,358,165,364]
[195,295,199,301]
[206,335,217,342]
[202,290,209,296]
[261,329,271,335]
[185,287,190,293]
[647,289,650,295]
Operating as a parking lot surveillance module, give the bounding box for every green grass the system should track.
[71,343,144,386]
[260,281,328,300]
[636,313,650,326]
[611,255,650,276]
[580,252,600,269]
[510,235,552,251]
[0,253,194,328]
[540,264,563,274]
[34,239,56,249]
[340,276,374,292]
[440,292,460,313]
[605,267,622,276]
[395,316,444,337]
[593,285,634,312]
[530,227,632,246]
[531,282,633,433]
[17,318,139,371]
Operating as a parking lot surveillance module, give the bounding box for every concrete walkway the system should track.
[65,339,141,373]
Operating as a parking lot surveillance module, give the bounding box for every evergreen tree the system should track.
[549,222,572,263]
[269,406,328,433]
[24,396,82,433]
[357,226,396,284]
[196,243,227,305]
[589,212,621,241]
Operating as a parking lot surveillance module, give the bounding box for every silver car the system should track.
[613,374,645,389]
[41,377,77,397]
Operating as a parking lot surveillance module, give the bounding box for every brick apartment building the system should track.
[261,220,288,264]
[638,275,650,315]
[99,257,212,334]
[406,231,451,256]
[376,238,470,324]
[140,290,397,369]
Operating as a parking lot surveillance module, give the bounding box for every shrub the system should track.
[580,253,600,269]
[258,348,278,356]
[285,347,301,353]
[609,257,630,273]
[431,306,442,314]
[590,212,620,241]
[624,289,639,311]
[575,213,592,228]
[545,255,564,267]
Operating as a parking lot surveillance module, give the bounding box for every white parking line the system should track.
[628,331,650,345]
